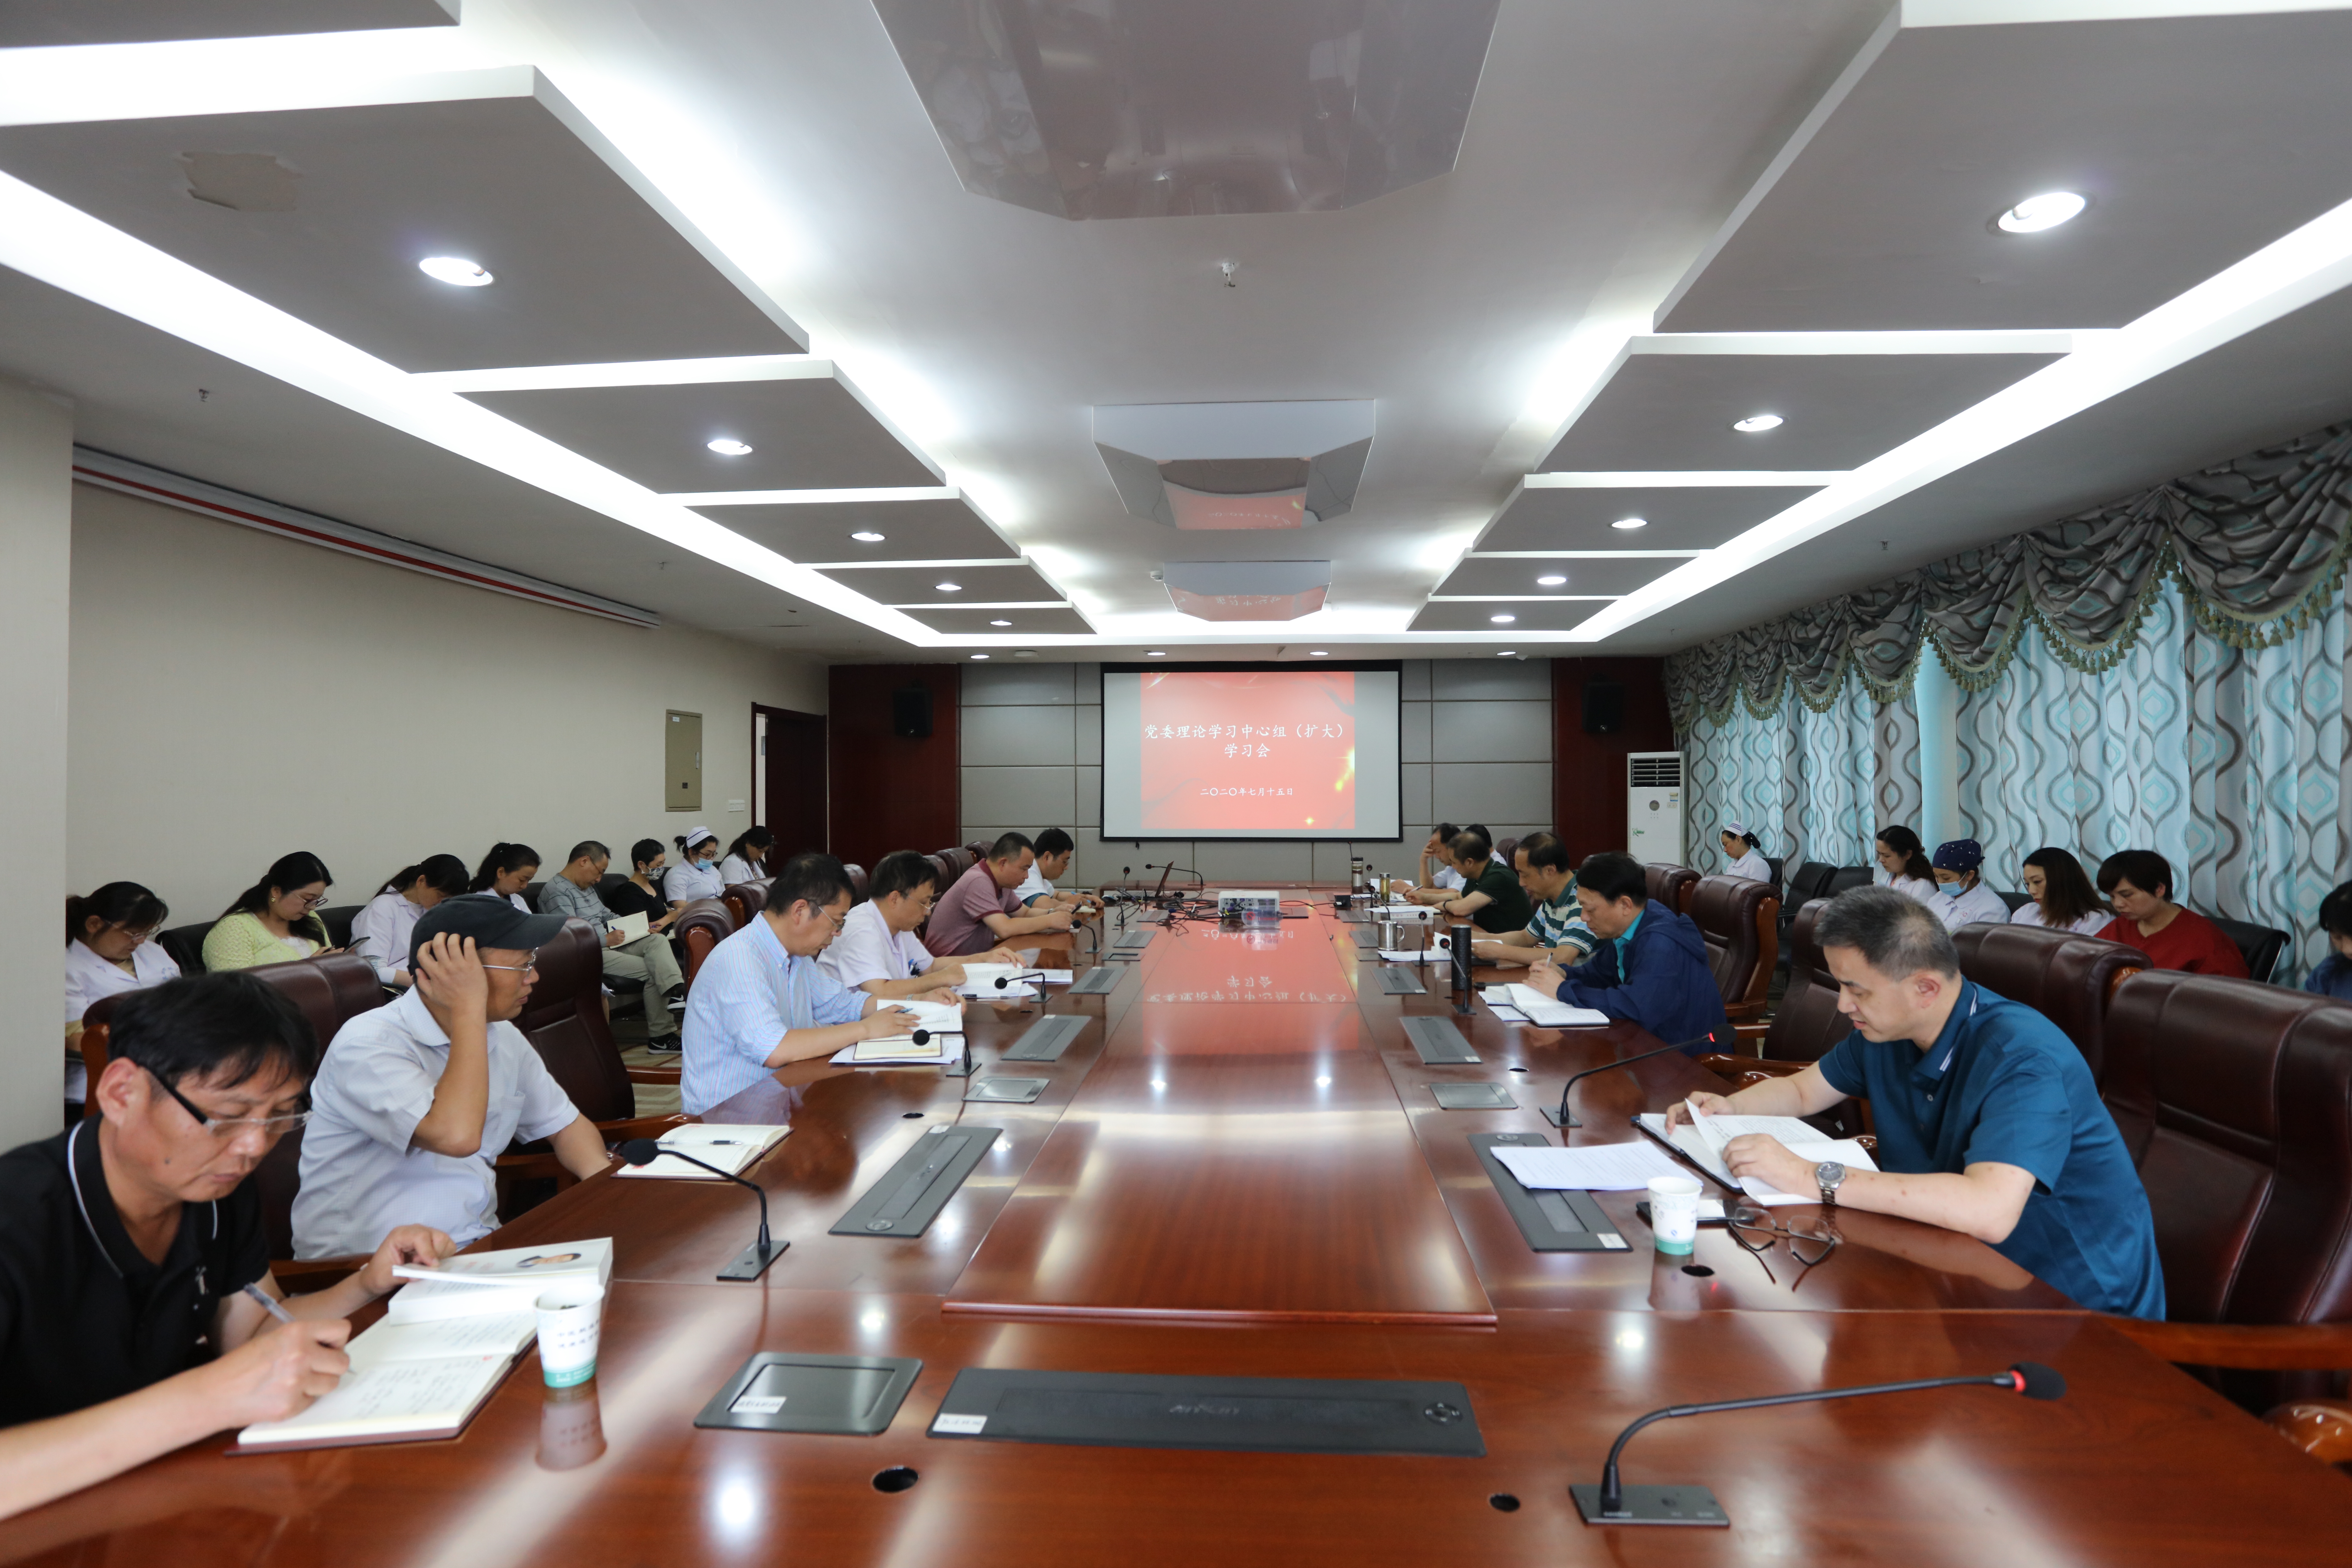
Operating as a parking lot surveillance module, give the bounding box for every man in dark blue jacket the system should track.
[1527,852,1728,1053]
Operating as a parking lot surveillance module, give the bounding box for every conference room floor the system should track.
[22,899,2352,1564]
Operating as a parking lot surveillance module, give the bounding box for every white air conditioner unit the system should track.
[1627,752,1685,864]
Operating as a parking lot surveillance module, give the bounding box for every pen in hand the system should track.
[241,1280,297,1325]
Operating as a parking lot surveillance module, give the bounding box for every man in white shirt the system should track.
[1012,828,1101,914]
[820,851,1021,998]
[1404,823,1466,905]
[1929,838,2011,932]
[683,853,956,1115]
[293,899,610,1257]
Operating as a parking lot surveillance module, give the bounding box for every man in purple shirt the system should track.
[923,834,1076,957]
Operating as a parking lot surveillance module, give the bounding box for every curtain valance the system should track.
[1666,423,2352,731]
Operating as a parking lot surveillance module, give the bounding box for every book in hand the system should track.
[230,1240,609,1452]
[1489,983,1610,1028]
[608,909,650,943]
[612,1122,789,1179]
[1636,1110,1878,1207]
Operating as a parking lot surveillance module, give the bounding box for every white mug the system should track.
[1647,1174,1704,1256]
[537,1281,605,1388]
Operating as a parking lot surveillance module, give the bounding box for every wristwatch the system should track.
[1815,1161,1848,1211]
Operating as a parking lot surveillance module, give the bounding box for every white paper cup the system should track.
[1648,1175,1704,1256]
[537,1281,605,1388]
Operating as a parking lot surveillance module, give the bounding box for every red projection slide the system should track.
[1139,670,1356,833]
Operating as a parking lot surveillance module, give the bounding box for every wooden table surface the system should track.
[21,898,2348,1563]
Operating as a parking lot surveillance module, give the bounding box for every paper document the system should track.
[877,999,963,1034]
[836,1035,958,1065]
[1378,949,1443,963]
[236,1355,513,1448]
[958,981,1037,999]
[389,1238,611,1321]
[1491,1140,1691,1192]
[1637,1111,1878,1207]
[612,1122,789,1179]
[345,1312,539,1367]
[609,910,650,943]
[1495,984,1610,1028]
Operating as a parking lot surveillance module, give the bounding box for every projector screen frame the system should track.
[1096,660,1405,843]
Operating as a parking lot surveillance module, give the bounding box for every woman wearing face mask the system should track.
[1718,820,1770,883]
[665,827,727,904]
[63,881,179,1107]
[603,839,684,933]
[204,851,338,971]
[469,842,541,912]
[351,854,469,989]
[1873,826,1937,905]
[1928,838,2010,931]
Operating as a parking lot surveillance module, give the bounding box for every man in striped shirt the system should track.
[1471,831,1598,970]
[681,853,961,1115]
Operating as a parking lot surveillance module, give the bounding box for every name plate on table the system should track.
[1003,1014,1089,1062]
[829,1125,1002,1238]
[695,1353,922,1435]
[1068,967,1123,996]
[1470,1133,1626,1252]
[1377,968,1426,995]
[1402,1016,1479,1065]
[928,1369,1485,1457]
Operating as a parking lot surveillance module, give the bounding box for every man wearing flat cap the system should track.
[293,895,610,1257]
[1929,838,2010,931]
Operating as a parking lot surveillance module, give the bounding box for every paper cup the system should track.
[1647,1175,1704,1255]
[537,1281,605,1388]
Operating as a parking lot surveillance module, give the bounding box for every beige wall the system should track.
[67,482,825,923]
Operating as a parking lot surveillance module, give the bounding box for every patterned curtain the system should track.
[1684,682,1919,874]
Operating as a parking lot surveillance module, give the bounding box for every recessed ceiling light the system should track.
[1536,574,1567,586]
[1490,613,1516,624]
[1611,516,1648,531]
[1012,650,1038,659]
[417,256,492,287]
[935,581,962,592]
[989,618,1012,627]
[1995,190,2086,235]
[706,438,753,456]
[1731,413,1783,433]
[1497,650,1516,657]
[1146,650,1167,657]
[1309,650,1329,657]
[970,653,989,660]
[850,530,885,542]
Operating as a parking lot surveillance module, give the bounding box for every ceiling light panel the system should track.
[1435,557,1684,597]
[673,494,1016,564]
[0,0,457,49]
[0,81,804,371]
[462,376,940,493]
[873,0,1502,220]
[1408,600,1608,634]
[1093,401,1377,528]
[814,562,1064,605]
[899,606,1098,635]
[1657,9,2352,331]
[1475,481,1829,552]
[1539,351,2059,473]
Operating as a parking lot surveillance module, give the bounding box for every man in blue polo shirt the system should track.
[1671,885,2164,1318]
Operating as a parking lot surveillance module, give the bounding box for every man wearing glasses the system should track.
[819,850,1023,999]
[293,899,608,1259]
[682,852,954,1115]
[0,974,451,1519]
[1669,884,2164,1319]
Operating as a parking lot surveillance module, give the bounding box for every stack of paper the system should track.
[382,1238,613,1321]
[613,1122,789,1179]
[1637,1111,1878,1207]
[1491,1141,1691,1191]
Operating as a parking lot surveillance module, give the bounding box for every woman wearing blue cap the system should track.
[1929,839,2010,930]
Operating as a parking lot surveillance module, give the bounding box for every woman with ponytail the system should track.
[663,826,726,904]
[202,851,336,972]
[718,826,776,886]
[1872,826,1937,905]
[63,882,176,1105]
[468,843,542,912]
[351,854,469,988]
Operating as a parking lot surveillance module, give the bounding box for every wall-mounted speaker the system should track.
[891,686,933,739]
[1582,680,1626,735]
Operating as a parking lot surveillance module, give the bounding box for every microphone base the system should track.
[941,1046,976,1078]
[1540,1106,1583,1128]
[717,1237,790,1282]
[1570,1483,1728,1527]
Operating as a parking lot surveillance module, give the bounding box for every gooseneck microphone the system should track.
[1575,1363,2066,1526]
[617,1138,789,1281]
[1546,1031,1720,1129]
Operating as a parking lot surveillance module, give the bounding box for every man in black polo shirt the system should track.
[0,973,451,1520]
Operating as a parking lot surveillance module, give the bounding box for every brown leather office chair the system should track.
[843,862,869,902]
[77,953,388,1116]
[1642,862,1699,916]
[936,846,977,880]
[671,898,738,988]
[1687,874,1779,1023]
[722,878,772,929]
[498,921,683,1193]
[1950,923,2148,1078]
[2090,970,2352,1454]
[965,840,992,863]
[1493,836,1520,869]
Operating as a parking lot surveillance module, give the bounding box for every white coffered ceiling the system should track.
[3,1,2351,664]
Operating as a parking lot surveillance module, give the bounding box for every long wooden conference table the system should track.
[20,899,2351,1564]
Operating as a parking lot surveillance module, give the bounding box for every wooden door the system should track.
[755,704,827,865]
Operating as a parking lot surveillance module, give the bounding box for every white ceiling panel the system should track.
[0,85,801,371]
[1435,556,1682,597]
[1409,600,1606,634]
[1659,9,2352,331]
[1476,481,1826,552]
[899,605,1097,635]
[0,0,454,48]
[685,494,1018,564]
[814,562,1065,605]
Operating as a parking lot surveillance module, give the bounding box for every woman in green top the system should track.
[202,850,338,971]
[1432,830,1532,934]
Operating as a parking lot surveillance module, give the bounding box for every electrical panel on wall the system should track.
[667,710,703,811]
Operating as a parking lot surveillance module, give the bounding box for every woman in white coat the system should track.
[1718,821,1771,883]
[63,882,179,1106]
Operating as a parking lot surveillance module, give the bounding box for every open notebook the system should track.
[613,1122,789,1179]
[1636,1110,1877,1207]
[232,1239,611,1452]
[832,999,965,1064]
[1485,983,1610,1028]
